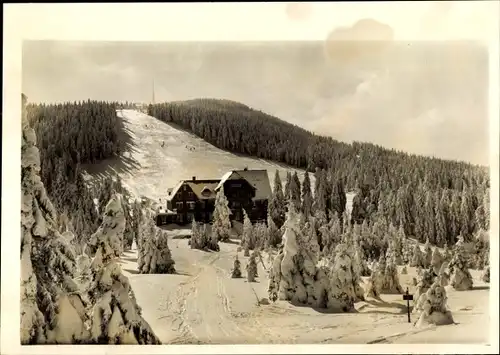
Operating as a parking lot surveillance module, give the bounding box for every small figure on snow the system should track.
[246,253,258,282]
[231,255,242,279]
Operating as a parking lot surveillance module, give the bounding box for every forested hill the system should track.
[148,98,490,246]
[147,98,487,190]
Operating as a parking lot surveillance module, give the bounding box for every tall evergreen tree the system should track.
[269,170,286,228]
[301,171,313,219]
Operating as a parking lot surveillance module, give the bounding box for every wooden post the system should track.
[402,287,414,323]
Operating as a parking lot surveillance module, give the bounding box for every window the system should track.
[233,183,242,188]
[187,213,193,222]
[178,214,184,223]
[187,191,194,199]
[187,201,195,210]
[176,202,183,210]
[183,185,187,191]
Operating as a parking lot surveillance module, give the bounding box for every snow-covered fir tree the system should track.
[246,253,258,282]
[327,243,362,311]
[448,236,473,291]
[380,256,404,294]
[75,253,93,292]
[392,224,404,265]
[137,208,157,272]
[121,197,134,251]
[284,171,292,202]
[212,185,232,242]
[301,171,313,219]
[204,223,220,252]
[423,238,433,268]
[443,242,452,261]
[190,218,203,249]
[365,271,380,299]
[190,218,219,251]
[353,238,371,277]
[86,193,161,344]
[231,255,242,278]
[241,210,256,251]
[268,205,328,308]
[438,262,450,287]
[431,247,444,275]
[138,228,175,274]
[317,211,334,254]
[410,243,425,268]
[253,221,268,250]
[21,95,88,344]
[415,280,454,327]
[413,268,436,313]
[268,170,286,228]
[266,213,281,248]
[131,200,143,249]
[87,192,126,258]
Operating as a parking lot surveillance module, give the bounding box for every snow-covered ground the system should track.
[84,109,320,203]
[120,239,490,344]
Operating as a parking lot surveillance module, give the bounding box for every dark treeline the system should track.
[148,99,490,246]
[26,100,129,241]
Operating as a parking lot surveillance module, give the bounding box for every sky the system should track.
[20,2,495,166]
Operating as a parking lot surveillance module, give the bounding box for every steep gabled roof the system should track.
[166,180,185,201]
[235,169,272,200]
[215,169,271,200]
[167,179,220,201]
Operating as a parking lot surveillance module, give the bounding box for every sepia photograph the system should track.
[2,1,499,354]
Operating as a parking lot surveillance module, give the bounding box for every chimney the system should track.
[192,176,196,181]
[243,167,248,171]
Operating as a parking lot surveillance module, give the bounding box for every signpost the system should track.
[402,287,414,323]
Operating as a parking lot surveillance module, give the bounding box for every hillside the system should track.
[83,109,328,207]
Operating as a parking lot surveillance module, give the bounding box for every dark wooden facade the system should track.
[221,178,268,224]
[158,179,219,226]
[157,170,270,227]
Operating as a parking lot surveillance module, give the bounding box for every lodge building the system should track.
[156,168,271,227]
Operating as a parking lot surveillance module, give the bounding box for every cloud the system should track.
[324,19,394,68]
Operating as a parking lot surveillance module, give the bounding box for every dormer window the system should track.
[201,186,212,197]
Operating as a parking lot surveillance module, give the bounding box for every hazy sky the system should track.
[22,8,491,166]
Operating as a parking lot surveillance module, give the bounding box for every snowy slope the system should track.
[85,109,355,212]
[121,239,490,345]
[86,109,308,202]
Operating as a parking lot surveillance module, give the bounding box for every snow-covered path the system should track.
[121,239,490,345]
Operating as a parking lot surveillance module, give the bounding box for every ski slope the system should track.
[121,239,491,345]
[85,109,338,207]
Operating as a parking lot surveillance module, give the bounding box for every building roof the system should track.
[167,178,220,201]
[186,181,219,200]
[215,169,271,201]
[166,180,185,201]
